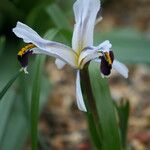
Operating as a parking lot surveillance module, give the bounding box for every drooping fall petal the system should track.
[13,22,78,68]
[112,60,129,78]
[76,71,87,112]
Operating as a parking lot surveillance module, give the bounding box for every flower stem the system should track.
[80,65,102,149]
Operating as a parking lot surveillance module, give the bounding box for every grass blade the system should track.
[31,55,45,150]
[115,99,130,149]
[0,91,16,147]
[44,28,59,40]
[80,68,102,150]
[31,28,58,150]
[0,94,29,150]
[86,112,102,149]
[0,71,22,100]
[46,4,71,30]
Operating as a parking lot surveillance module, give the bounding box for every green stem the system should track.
[80,66,102,149]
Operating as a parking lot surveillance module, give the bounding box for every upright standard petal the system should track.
[72,0,100,53]
[13,22,78,68]
[76,71,87,112]
[112,60,129,78]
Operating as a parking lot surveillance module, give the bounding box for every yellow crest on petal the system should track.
[105,52,112,65]
[18,44,36,56]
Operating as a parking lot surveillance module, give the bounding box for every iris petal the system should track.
[100,56,112,76]
[78,48,100,69]
[94,40,112,52]
[55,59,66,69]
[13,22,78,68]
[112,60,129,78]
[76,71,87,112]
[72,0,100,53]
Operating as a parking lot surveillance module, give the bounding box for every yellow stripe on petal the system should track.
[18,44,36,56]
[105,52,112,65]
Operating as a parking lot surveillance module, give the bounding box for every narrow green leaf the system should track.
[44,28,59,40]
[59,29,72,45]
[0,73,29,150]
[0,94,29,150]
[88,62,122,150]
[81,62,122,150]
[86,112,102,149]
[26,4,52,35]
[0,71,22,101]
[46,4,71,30]
[0,92,16,146]
[31,55,45,150]
[80,67,102,150]
[31,29,58,150]
[115,99,130,149]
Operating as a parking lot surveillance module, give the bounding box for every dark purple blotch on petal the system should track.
[109,51,114,62]
[100,51,114,76]
[100,56,112,76]
[17,50,33,68]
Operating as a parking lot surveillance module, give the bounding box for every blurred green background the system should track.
[0,0,150,149]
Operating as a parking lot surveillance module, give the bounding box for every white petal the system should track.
[94,58,128,78]
[72,0,100,53]
[12,21,41,43]
[94,58,101,63]
[112,60,129,78]
[94,40,112,52]
[76,71,87,112]
[78,48,100,69]
[13,22,78,68]
[15,21,40,38]
[55,59,66,69]
[95,16,103,25]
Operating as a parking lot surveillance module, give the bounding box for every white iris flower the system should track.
[13,0,128,112]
